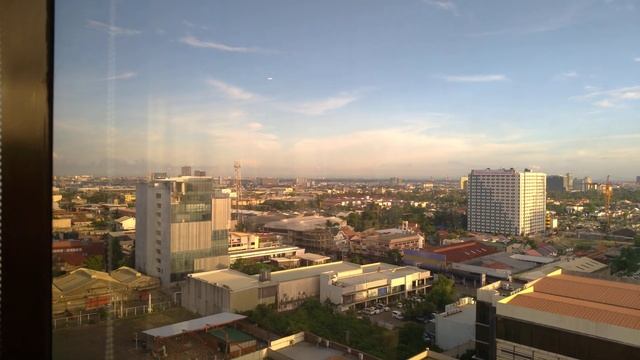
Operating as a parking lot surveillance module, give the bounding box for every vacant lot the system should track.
[53,307,198,360]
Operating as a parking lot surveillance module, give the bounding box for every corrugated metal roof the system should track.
[143,313,246,338]
[507,292,640,330]
[533,274,640,310]
[504,273,640,330]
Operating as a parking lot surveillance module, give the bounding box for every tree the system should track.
[426,276,456,311]
[84,255,105,271]
[384,249,403,265]
[396,323,428,360]
[107,238,125,271]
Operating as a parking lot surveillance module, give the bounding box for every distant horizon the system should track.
[53,168,635,184]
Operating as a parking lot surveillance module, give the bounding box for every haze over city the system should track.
[54,0,640,178]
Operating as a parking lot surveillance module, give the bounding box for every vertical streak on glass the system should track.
[105,0,116,359]
[0,15,3,354]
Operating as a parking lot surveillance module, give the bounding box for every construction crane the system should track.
[603,175,613,233]
[234,161,242,227]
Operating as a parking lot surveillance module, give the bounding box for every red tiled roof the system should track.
[429,241,497,263]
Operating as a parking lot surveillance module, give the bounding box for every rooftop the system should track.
[427,241,498,263]
[296,252,331,261]
[189,269,260,291]
[516,257,608,282]
[501,271,640,331]
[275,341,356,360]
[264,215,344,232]
[267,261,362,283]
[142,313,246,338]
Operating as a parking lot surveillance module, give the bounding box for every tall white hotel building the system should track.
[467,168,546,236]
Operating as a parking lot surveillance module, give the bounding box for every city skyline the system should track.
[54,0,640,178]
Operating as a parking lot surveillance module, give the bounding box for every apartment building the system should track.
[136,177,231,285]
[468,169,546,236]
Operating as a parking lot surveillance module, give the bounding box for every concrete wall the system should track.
[230,288,260,313]
[182,277,230,315]
[277,277,320,311]
[182,277,260,315]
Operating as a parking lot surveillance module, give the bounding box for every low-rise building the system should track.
[264,216,346,252]
[403,241,497,271]
[114,216,136,231]
[349,231,423,259]
[435,297,476,351]
[496,270,640,359]
[52,239,105,272]
[475,270,640,360]
[182,261,431,315]
[52,267,159,315]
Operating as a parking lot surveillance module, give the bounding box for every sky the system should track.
[54,0,640,180]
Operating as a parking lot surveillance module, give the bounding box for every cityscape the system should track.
[51,167,640,359]
[50,1,640,360]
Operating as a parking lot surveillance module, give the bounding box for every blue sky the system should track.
[54,0,640,180]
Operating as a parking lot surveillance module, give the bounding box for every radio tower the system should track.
[234,161,242,226]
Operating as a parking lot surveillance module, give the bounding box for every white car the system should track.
[392,310,404,320]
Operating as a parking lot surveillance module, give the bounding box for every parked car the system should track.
[392,310,404,320]
[397,302,404,308]
[383,306,391,312]
[376,303,385,309]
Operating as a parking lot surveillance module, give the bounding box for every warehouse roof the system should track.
[516,257,608,282]
[143,313,246,338]
[506,291,640,330]
[501,270,640,330]
[427,241,497,263]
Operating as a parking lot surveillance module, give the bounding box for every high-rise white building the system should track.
[136,177,230,285]
[467,168,546,236]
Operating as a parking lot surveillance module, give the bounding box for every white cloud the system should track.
[593,99,616,108]
[634,57,640,62]
[247,122,263,130]
[180,35,266,53]
[183,20,209,30]
[286,93,359,115]
[572,85,640,108]
[207,79,256,100]
[105,72,137,81]
[86,20,140,36]
[438,74,509,83]
[423,0,459,15]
